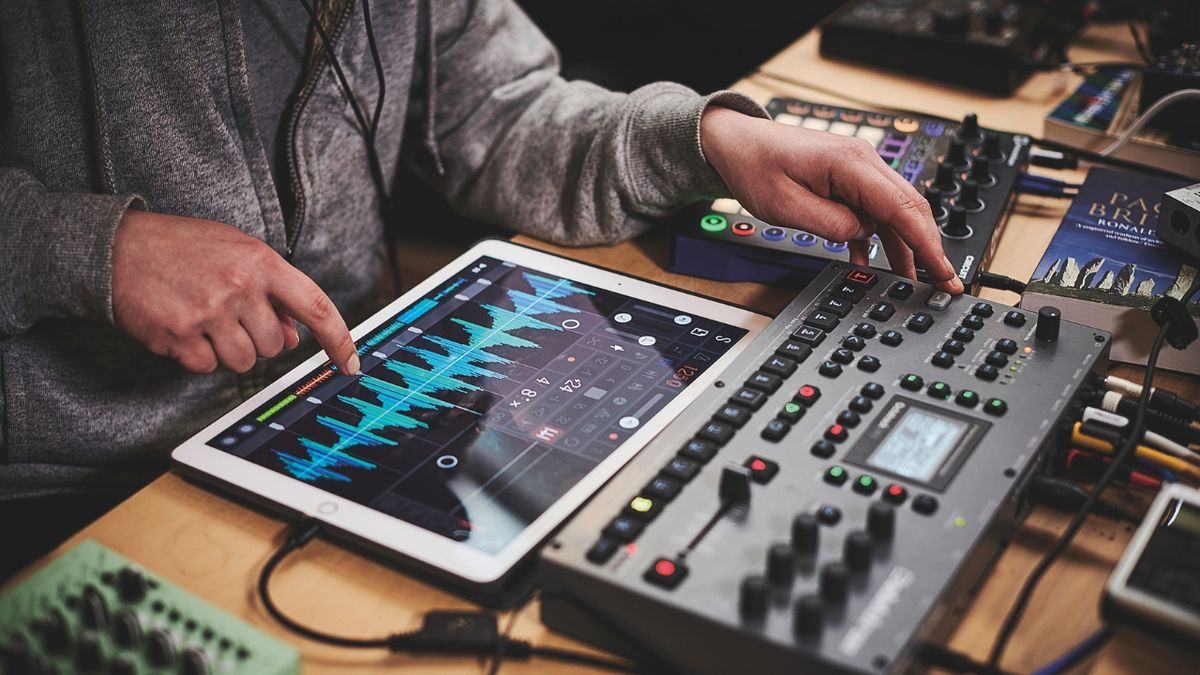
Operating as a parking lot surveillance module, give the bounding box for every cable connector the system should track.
[390,612,504,655]
[1028,475,1142,525]
[976,271,1027,295]
[1150,296,1198,350]
[1029,148,1078,170]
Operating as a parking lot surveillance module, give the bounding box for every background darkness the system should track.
[394,1,845,280]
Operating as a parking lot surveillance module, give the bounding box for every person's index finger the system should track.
[832,158,962,293]
[268,267,360,374]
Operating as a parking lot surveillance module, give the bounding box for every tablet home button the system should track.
[317,501,339,515]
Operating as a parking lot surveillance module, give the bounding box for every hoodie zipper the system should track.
[282,0,357,259]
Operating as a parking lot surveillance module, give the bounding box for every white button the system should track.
[926,291,953,311]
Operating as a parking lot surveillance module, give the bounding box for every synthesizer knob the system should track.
[110,654,137,675]
[1036,306,1061,342]
[81,584,109,629]
[117,566,149,603]
[933,162,959,194]
[766,543,796,584]
[719,465,752,504]
[970,156,994,186]
[40,607,71,654]
[924,186,947,221]
[739,575,769,618]
[146,627,176,667]
[181,647,212,675]
[959,178,983,212]
[112,609,142,648]
[791,513,820,555]
[75,631,104,672]
[933,9,969,38]
[867,502,896,541]
[957,113,983,144]
[946,138,969,170]
[3,636,33,675]
[984,9,1005,36]
[941,204,971,239]
[820,562,849,603]
[793,594,824,635]
[980,132,1005,164]
[844,530,873,571]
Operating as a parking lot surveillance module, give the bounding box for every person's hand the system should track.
[700,106,964,294]
[111,209,360,375]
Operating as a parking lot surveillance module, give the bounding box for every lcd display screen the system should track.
[866,408,970,483]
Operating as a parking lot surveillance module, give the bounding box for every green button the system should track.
[700,214,728,232]
[784,402,802,415]
[960,390,975,399]
[858,475,874,488]
[829,466,845,478]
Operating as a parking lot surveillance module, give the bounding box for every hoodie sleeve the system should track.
[402,0,768,246]
[0,167,143,340]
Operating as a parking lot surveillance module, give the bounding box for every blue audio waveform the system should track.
[273,273,593,483]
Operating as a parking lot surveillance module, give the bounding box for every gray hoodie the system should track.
[0,0,765,500]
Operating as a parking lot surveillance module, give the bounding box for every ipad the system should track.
[172,239,768,591]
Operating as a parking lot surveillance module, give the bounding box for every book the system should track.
[1022,168,1199,374]
[1043,67,1200,180]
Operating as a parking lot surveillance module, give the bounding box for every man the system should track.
[0,0,960,574]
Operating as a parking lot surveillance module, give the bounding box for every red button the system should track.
[794,384,821,406]
[883,484,908,504]
[825,424,847,442]
[846,270,877,287]
[751,458,767,471]
[655,559,676,577]
[732,221,756,237]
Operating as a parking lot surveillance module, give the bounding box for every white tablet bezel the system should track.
[172,239,769,586]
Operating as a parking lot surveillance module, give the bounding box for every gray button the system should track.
[926,291,953,311]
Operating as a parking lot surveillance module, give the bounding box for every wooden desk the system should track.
[7,20,1196,675]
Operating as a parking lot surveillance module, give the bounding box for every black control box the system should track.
[819,0,1062,94]
[669,98,1030,289]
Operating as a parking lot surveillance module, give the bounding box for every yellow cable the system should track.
[1072,423,1200,481]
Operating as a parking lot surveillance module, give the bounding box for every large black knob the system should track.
[958,113,983,144]
[867,502,896,541]
[146,628,176,667]
[40,607,71,654]
[1036,306,1061,342]
[117,566,149,603]
[981,132,1004,163]
[933,9,969,38]
[946,138,969,170]
[959,178,983,212]
[942,204,971,239]
[81,584,109,629]
[970,156,995,186]
[739,575,769,618]
[112,609,141,648]
[766,543,795,584]
[924,185,947,221]
[181,647,211,675]
[110,654,138,675]
[793,594,824,635]
[933,162,959,194]
[75,632,104,672]
[844,530,874,571]
[791,513,819,555]
[820,562,849,603]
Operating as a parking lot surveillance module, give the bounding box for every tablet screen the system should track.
[209,256,747,554]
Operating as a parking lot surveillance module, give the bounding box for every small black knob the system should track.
[946,138,969,169]
[933,162,959,193]
[81,584,109,630]
[984,9,1005,35]
[719,465,752,504]
[181,647,211,675]
[1036,306,1061,342]
[793,594,824,634]
[75,632,104,672]
[844,530,874,571]
[820,562,849,603]
[766,543,795,584]
[958,113,983,144]
[739,575,769,618]
[146,628,176,667]
[970,157,994,186]
[109,654,138,675]
[959,178,983,211]
[924,185,946,221]
[942,204,971,239]
[40,608,71,654]
[981,132,1004,163]
[112,609,141,648]
[791,513,819,555]
[117,566,149,603]
[867,502,896,540]
[2,635,33,675]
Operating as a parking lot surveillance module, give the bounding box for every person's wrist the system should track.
[699,105,748,176]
